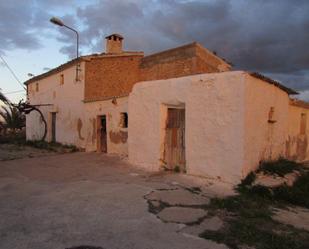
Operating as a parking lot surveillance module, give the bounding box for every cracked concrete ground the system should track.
[0,152,231,249]
[273,207,309,231]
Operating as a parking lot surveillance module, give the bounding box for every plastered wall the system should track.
[26,63,128,154]
[286,102,309,161]
[129,71,309,183]
[243,74,290,176]
[26,62,86,146]
[84,97,128,154]
[243,75,309,176]
[128,72,245,183]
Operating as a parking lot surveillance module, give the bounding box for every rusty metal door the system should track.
[100,115,107,153]
[164,108,185,171]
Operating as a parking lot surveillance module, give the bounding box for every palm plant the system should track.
[0,105,25,132]
[0,91,9,104]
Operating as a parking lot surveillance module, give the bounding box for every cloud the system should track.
[1,0,309,92]
[0,1,42,53]
[296,90,309,102]
[53,0,309,91]
[0,0,76,54]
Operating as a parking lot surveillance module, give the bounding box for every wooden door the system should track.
[164,108,185,172]
[51,113,56,143]
[100,115,107,153]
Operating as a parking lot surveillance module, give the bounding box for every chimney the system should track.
[105,33,123,54]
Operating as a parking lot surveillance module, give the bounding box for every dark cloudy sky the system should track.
[1,0,309,102]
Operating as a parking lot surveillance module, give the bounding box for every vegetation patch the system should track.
[24,140,79,153]
[0,131,26,144]
[272,172,309,208]
[238,159,309,208]
[200,159,309,249]
[257,158,303,176]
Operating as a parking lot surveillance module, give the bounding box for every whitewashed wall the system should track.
[26,63,128,154]
[128,72,246,183]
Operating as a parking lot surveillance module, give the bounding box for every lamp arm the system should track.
[63,25,79,58]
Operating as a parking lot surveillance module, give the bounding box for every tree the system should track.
[0,91,47,140]
[0,105,25,132]
[15,102,47,141]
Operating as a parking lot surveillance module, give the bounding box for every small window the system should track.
[300,113,307,134]
[119,112,128,128]
[60,74,64,85]
[35,82,39,92]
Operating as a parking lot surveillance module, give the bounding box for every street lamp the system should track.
[50,17,80,81]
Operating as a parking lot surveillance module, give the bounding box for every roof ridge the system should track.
[249,72,298,95]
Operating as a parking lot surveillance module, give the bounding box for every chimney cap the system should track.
[105,33,124,40]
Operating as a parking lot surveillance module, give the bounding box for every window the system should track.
[119,112,128,128]
[268,107,276,123]
[35,83,39,92]
[300,113,307,134]
[60,74,64,85]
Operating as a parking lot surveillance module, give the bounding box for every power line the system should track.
[3,89,26,95]
[0,54,26,90]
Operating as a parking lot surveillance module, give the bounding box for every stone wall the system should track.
[140,42,231,82]
[84,43,231,101]
[84,55,142,102]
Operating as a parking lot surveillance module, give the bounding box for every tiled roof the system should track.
[289,98,309,109]
[249,72,298,95]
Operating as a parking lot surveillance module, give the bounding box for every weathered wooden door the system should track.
[51,113,56,143]
[164,108,186,171]
[100,115,107,153]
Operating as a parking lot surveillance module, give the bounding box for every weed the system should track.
[258,158,302,177]
[204,190,309,249]
[239,172,256,187]
[201,162,309,248]
[23,140,78,152]
[272,172,309,208]
[174,165,181,173]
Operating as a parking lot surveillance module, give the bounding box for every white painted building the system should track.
[25,35,309,183]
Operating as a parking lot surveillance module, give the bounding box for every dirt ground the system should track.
[0,143,57,161]
[0,151,233,249]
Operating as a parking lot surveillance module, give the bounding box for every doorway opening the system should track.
[97,115,107,153]
[51,112,56,143]
[163,107,186,172]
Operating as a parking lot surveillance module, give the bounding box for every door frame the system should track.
[160,103,186,172]
[96,115,107,153]
[48,111,57,142]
